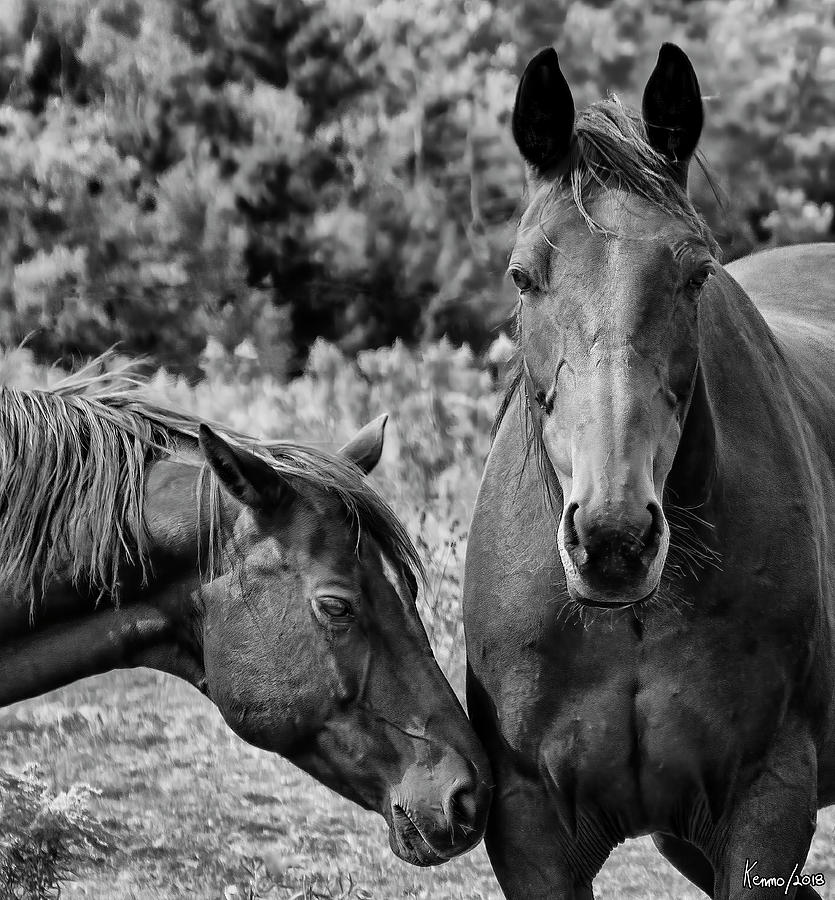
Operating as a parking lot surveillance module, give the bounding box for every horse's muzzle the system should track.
[558,501,669,605]
[386,763,490,866]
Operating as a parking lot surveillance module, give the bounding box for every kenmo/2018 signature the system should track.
[743,859,826,893]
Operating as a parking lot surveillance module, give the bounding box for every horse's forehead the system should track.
[234,489,355,560]
[515,188,684,268]
[295,494,357,557]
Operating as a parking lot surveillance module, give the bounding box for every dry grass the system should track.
[2,671,834,899]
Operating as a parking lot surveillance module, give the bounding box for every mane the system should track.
[498,94,719,440]
[0,356,423,613]
[523,95,718,250]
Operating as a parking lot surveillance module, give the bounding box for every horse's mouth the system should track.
[388,804,448,867]
[567,584,658,610]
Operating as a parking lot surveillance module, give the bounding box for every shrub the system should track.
[0,766,109,900]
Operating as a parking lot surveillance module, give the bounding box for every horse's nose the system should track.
[565,500,663,583]
[390,756,489,864]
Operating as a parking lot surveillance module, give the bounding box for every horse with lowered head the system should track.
[0,359,491,866]
[464,44,834,899]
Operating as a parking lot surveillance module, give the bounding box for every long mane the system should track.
[0,356,422,611]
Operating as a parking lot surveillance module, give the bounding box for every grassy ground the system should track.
[2,669,834,899]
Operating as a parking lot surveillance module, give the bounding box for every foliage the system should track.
[0,765,109,899]
[0,0,833,373]
[761,188,834,246]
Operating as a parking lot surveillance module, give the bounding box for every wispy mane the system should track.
[0,356,422,612]
[527,96,718,252]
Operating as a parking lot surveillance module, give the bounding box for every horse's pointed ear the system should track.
[199,424,288,510]
[339,413,387,475]
[512,48,575,179]
[642,43,703,187]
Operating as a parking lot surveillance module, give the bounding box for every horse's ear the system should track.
[512,48,575,179]
[339,413,387,475]
[642,43,703,187]
[199,425,289,510]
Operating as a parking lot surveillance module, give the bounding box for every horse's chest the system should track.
[541,678,747,835]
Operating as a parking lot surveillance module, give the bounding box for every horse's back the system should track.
[726,242,834,353]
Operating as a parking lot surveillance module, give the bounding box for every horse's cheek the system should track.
[200,588,319,751]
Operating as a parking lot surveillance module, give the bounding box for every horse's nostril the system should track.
[445,781,478,827]
[647,501,663,532]
[562,502,580,548]
[566,498,664,578]
[642,502,664,554]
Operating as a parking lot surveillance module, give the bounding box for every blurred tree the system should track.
[0,0,831,375]
[694,0,835,254]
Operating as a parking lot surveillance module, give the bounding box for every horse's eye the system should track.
[315,596,354,623]
[687,268,713,292]
[509,268,534,294]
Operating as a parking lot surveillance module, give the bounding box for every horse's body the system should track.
[464,44,834,900]
[0,361,491,865]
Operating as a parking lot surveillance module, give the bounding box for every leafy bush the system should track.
[0,766,109,899]
[761,189,834,246]
[2,0,831,373]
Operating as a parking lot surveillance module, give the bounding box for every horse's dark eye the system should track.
[315,596,354,622]
[687,269,713,292]
[509,269,534,294]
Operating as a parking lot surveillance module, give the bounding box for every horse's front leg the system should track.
[652,832,715,897]
[484,764,613,900]
[709,724,820,900]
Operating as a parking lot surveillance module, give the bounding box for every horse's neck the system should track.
[683,267,824,532]
[0,459,211,708]
[699,270,804,453]
[663,271,799,533]
[664,362,716,510]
